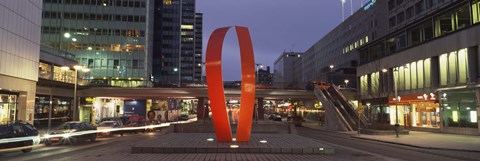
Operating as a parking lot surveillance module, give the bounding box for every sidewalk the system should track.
[301,122,480,152]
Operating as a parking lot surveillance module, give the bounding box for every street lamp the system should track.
[255,64,264,84]
[393,67,400,137]
[200,62,206,85]
[173,67,180,87]
[329,65,334,85]
[73,65,89,121]
[344,79,349,88]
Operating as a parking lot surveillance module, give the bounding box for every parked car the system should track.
[97,121,123,137]
[0,122,39,153]
[100,117,124,126]
[44,122,97,145]
[178,114,189,121]
[268,113,282,121]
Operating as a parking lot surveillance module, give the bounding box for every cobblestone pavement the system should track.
[2,130,387,161]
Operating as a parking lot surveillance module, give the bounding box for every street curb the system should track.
[351,136,480,153]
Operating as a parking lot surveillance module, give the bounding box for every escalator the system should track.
[314,85,369,131]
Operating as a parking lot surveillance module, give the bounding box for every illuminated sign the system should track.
[363,0,376,10]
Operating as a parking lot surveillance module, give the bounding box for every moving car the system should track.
[123,116,146,134]
[0,122,39,153]
[97,121,123,137]
[44,121,97,145]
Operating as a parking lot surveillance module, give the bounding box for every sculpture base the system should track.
[131,133,334,155]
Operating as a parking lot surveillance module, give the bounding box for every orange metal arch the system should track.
[205,26,256,142]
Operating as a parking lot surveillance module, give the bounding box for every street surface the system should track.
[1,124,479,161]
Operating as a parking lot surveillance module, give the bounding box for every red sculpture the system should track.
[205,26,256,142]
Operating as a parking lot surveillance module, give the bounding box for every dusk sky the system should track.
[197,0,366,81]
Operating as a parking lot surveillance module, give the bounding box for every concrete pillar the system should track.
[430,56,440,88]
[467,47,478,84]
[257,98,264,120]
[196,97,206,119]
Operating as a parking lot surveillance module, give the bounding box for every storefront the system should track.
[387,93,440,129]
[441,89,478,130]
[34,95,72,128]
[0,91,18,124]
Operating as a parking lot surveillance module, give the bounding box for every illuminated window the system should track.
[404,64,411,90]
[471,111,478,123]
[457,48,468,84]
[181,25,194,30]
[410,62,417,89]
[473,0,480,24]
[452,111,458,122]
[164,0,172,5]
[417,60,424,88]
[365,36,369,43]
[448,51,457,85]
[439,54,448,86]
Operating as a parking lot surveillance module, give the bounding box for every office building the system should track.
[0,0,43,124]
[302,0,389,89]
[273,52,304,89]
[152,0,203,87]
[41,0,153,87]
[358,0,480,135]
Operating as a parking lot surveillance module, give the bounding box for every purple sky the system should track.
[197,0,365,81]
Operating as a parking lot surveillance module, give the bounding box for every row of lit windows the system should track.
[43,11,146,23]
[361,48,470,95]
[80,58,145,69]
[43,41,145,52]
[42,26,145,38]
[44,0,146,8]
[343,36,369,54]
[439,48,469,86]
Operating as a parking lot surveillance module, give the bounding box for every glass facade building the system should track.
[358,0,480,135]
[41,0,153,87]
[152,0,202,87]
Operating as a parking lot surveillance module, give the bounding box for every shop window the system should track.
[0,94,18,124]
[39,62,53,80]
[439,54,448,86]
[443,91,478,128]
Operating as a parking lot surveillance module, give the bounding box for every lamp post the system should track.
[255,64,263,123]
[393,67,400,137]
[255,64,264,84]
[73,65,90,121]
[173,67,180,87]
[341,0,346,21]
[200,62,206,86]
[329,65,334,85]
[344,79,349,88]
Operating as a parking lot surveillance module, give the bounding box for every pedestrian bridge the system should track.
[78,87,315,100]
